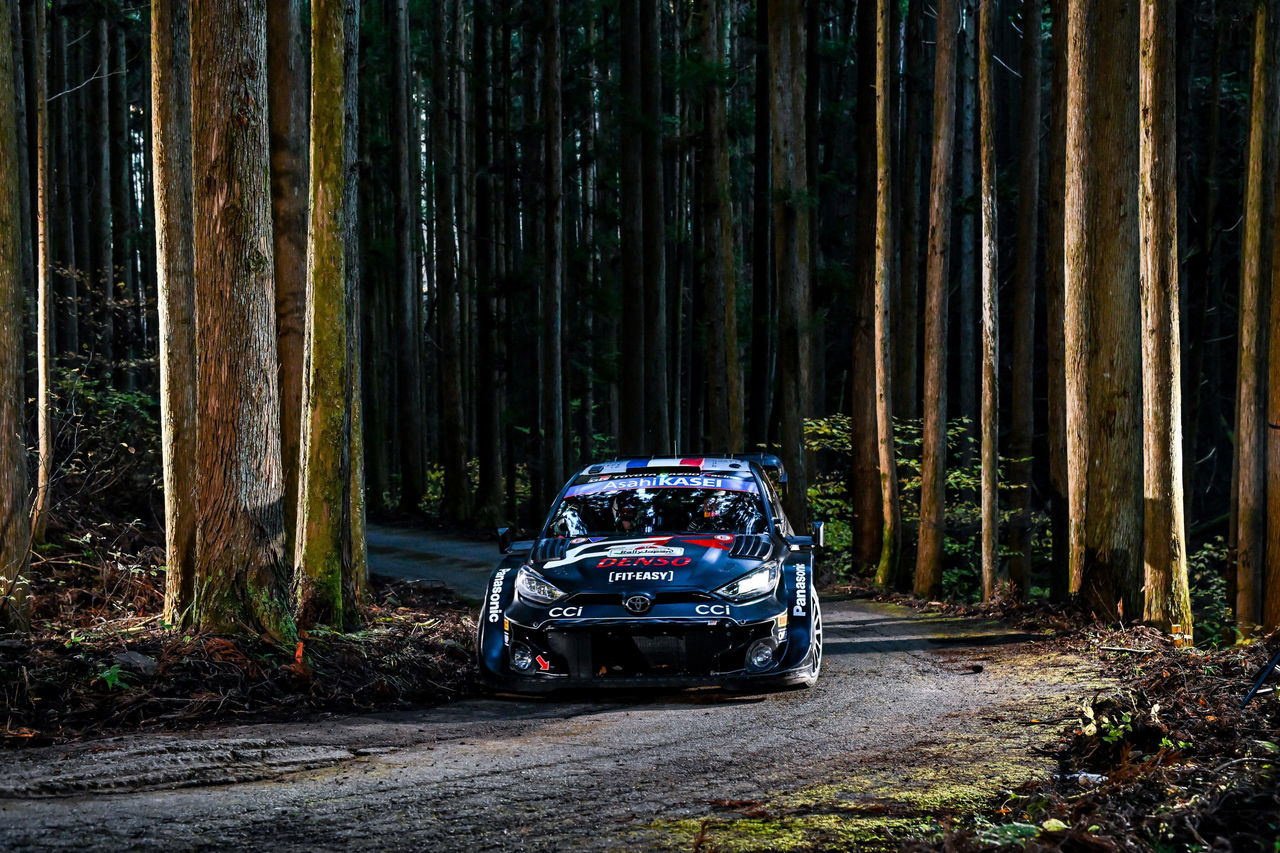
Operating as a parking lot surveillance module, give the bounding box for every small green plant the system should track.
[97,664,131,690]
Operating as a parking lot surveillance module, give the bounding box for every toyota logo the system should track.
[623,594,653,614]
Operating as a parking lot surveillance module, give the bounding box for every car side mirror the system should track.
[498,528,534,556]
[786,535,816,551]
[811,521,825,548]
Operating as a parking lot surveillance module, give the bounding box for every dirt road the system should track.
[0,529,1104,852]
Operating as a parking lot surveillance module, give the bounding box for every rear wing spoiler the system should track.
[729,453,787,483]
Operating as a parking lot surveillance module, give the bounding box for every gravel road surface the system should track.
[0,529,1103,852]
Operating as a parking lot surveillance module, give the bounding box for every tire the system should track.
[796,592,823,688]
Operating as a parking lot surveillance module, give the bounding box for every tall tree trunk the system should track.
[700,0,744,453]
[1065,0,1143,621]
[0,0,29,629]
[769,0,811,527]
[343,0,367,613]
[191,0,294,642]
[914,0,960,598]
[295,0,352,629]
[1235,1,1272,635]
[541,0,564,500]
[432,0,469,520]
[91,18,112,383]
[1007,0,1041,596]
[1045,0,1069,601]
[51,0,76,361]
[893,0,924,422]
[641,0,670,453]
[267,0,309,552]
[748,0,773,449]
[956,0,978,459]
[619,0,645,455]
[1139,0,1193,636]
[851,0,883,572]
[391,0,426,512]
[109,25,138,391]
[978,0,998,603]
[474,0,504,524]
[873,0,900,586]
[30,0,52,545]
[152,0,198,625]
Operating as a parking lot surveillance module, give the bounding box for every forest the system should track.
[0,0,1279,848]
[0,0,1275,639]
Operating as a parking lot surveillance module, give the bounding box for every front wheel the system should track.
[796,592,823,688]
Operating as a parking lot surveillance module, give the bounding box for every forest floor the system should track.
[1,526,1276,851]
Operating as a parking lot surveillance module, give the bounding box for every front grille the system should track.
[543,624,771,679]
[564,591,717,606]
[729,534,772,560]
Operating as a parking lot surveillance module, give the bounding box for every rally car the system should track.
[476,455,824,691]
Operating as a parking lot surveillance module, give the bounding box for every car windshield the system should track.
[546,469,769,537]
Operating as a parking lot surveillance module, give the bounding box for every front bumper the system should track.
[483,614,808,691]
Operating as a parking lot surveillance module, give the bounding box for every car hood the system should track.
[530,534,774,594]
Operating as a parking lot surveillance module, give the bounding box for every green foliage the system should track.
[805,415,1051,600]
[97,664,130,690]
[1188,536,1232,646]
[50,367,162,518]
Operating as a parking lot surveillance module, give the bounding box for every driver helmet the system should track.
[612,491,646,532]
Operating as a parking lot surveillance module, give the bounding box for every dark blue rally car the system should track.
[476,455,825,691]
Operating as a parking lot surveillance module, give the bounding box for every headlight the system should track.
[715,561,780,602]
[515,566,566,605]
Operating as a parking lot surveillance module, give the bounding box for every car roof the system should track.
[577,457,756,477]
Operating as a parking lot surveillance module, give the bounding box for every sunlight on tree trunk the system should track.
[191,0,294,643]
[873,0,900,587]
[30,0,52,546]
[1065,0,1144,621]
[978,0,999,603]
[151,0,198,625]
[1139,0,1194,637]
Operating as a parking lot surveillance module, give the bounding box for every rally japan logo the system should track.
[606,544,684,558]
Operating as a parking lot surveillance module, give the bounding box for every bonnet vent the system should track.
[532,537,570,563]
[728,535,772,560]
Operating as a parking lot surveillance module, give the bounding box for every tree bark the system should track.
[700,0,744,453]
[769,0,811,528]
[1065,0,1144,621]
[343,0,367,614]
[51,0,76,360]
[473,0,505,524]
[391,0,426,512]
[541,0,565,500]
[1138,0,1193,637]
[30,0,52,545]
[748,0,773,449]
[641,0,670,454]
[1234,1,1270,634]
[914,0,960,598]
[152,0,198,625]
[191,0,294,642]
[893,0,924,423]
[873,0,900,586]
[431,0,469,521]
[618,0,646,456]
[91,18,112,383]
[851,0,883,572]
[978,0,998,603]
[0,0,30,629]
[295,0,352,629]
[267,0,309,552]
[1045,0,1069,601]
[1007,0,1041,597]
